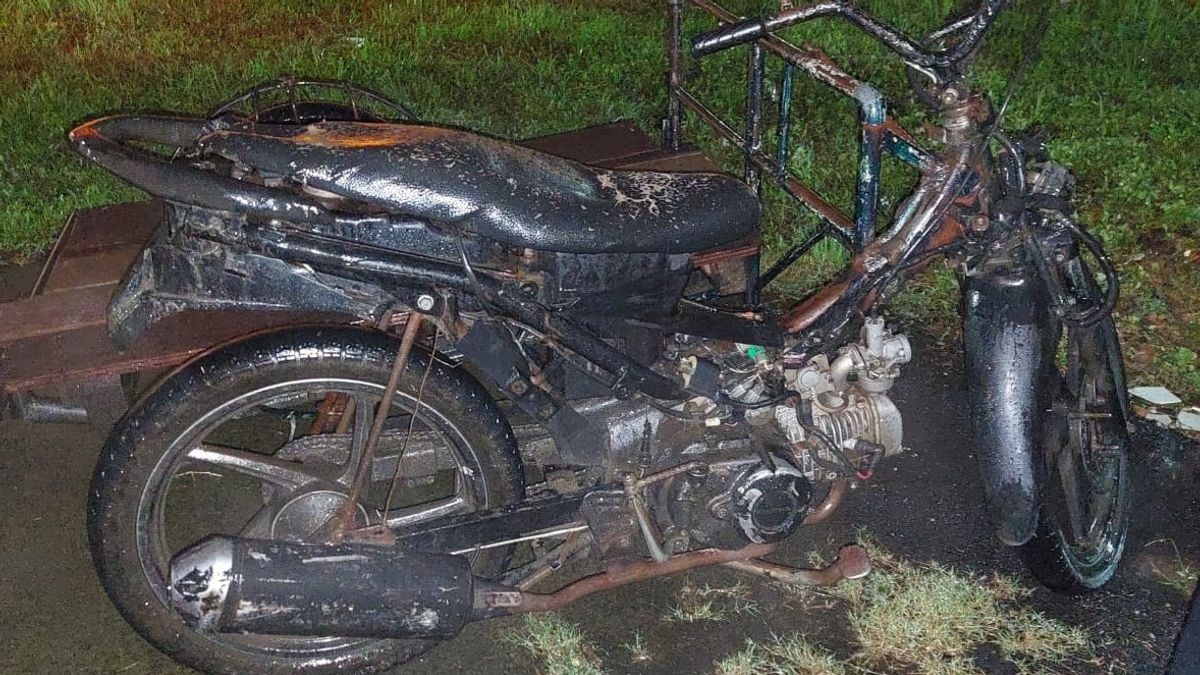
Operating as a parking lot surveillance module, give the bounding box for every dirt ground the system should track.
[1,262,1198,673]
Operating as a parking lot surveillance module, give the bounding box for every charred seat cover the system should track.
[197,122,760,254]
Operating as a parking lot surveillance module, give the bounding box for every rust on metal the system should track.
[780,275,855,333]
[724,543,871,586]
[330,312,424,543]
[498,542,776,613]
[692,240,760,267]
[802,478,847,525]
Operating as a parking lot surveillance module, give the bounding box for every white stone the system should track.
[1178,408,1200,432]
[1130,386,1183,406]
[1145,412,1174,428]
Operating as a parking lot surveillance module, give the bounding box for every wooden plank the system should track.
[521,121,657,165]
[611,148,723,173]
[54,201,162,257]
[41,247,144,292]
[0,310,346,393]
[0,284,115,347]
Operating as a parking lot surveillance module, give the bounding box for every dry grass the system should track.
[716,635,848,675]
[1141,538,1200,598]
[666,579,759,623]
[505,613,605,675]
[623,630,653,664]
[840,533,1093,675]
[714,532,1095,675]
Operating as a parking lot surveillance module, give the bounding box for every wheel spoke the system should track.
[1056,448,1088,542]
[336,394,375,486]
[384,495,469,529]
[238,500,279,538]
[187,444,319,491]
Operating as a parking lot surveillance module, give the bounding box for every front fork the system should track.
[961,215,1130,547]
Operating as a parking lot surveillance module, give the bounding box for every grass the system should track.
[716,635,848,675]
[505,613,605,675]
[666,579,759,623]
[712,533,1095,675]
[1142,538,1200,598]
[623,630,653,664]
[837,533,1094,675]
[1,0,1196,398]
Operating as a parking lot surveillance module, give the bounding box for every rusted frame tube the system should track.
[674,87,855,246]
[744,43,767,191]
[756,229,826,291]
[330,313,425,542]
[689,0,865,99]
[691,0,1002,70]
[494,543,777,614]
[680,0,933,252]
[665,0,685,150]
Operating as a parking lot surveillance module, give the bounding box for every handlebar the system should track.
[691,0,1008,70]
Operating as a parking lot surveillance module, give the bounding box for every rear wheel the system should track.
[88,326,524,674]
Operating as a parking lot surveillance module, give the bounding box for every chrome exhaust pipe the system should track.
[169,535,476,639]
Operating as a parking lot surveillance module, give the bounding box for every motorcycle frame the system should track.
[666,0,936,251]
[69,0,1074,559]
[71,0,1006,407]
[665,0,988,351]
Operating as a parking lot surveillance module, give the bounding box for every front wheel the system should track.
[88,326,524,674]
[1020,312,1131,593]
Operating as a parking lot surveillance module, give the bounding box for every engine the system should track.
[573,316,911,560]
[775,316,910,478]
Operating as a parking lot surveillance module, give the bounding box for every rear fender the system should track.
[108,227,392,348]
[961,267,1059,546]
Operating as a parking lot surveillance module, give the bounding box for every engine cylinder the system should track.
[169,535,476,639]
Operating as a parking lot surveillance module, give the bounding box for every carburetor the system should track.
[776,317,911,477]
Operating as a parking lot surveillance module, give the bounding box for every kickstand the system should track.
[724,544,871,587]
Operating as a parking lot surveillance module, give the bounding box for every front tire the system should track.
[1019,314,1131,593]
[88,326,524,674]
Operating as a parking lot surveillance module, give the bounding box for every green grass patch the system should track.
[505,613,606,675]
[1,0,1196,399]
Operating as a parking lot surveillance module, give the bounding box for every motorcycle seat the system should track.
[197,122,760,255]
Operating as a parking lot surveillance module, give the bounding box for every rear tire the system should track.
[88,326,524,674]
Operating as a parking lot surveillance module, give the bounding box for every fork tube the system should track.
[664,0,684,151]
[745,43,766,191]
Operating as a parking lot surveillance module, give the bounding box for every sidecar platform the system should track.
[0,122,732,419]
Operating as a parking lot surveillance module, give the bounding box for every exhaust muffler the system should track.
[169,535,476,639]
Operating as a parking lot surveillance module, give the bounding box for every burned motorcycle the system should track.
[73,1,1131,673]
